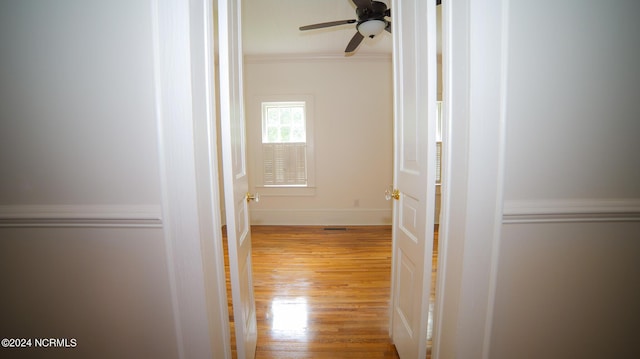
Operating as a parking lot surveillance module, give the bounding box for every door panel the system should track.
[397,250,417,331]
[390,0,438,358]
[218,0,257,358]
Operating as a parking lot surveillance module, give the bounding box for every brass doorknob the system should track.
[385,187,400,201]
[246,192,260,203]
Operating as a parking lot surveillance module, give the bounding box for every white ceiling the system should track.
[241,0,394,56]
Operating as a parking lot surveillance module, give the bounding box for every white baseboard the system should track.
[249,208,392,226]
[0,204,163,227]
[502,199,640,223]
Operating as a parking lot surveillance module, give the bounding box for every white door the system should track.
[389,0,438,358]
[218,0,258,358]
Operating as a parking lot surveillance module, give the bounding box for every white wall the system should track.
[0,228,177,358]
[492,1,640,358]
[502,0,640,202]
[0,0,161,205]
[0,1,179,357]
[492,222,640,359]
[243,56,394,225]
[437,1,640,358]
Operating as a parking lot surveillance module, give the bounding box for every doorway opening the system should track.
[219,0,445,358]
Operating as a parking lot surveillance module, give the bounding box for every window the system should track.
[260,100,314,188]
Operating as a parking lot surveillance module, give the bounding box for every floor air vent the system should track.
[323,227,347,231]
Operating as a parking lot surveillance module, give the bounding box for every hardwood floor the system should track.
[223,225,438,358]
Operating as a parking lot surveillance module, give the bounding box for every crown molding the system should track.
[244,52,392,64]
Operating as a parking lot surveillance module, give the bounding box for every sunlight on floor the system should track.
[270,297,309,335]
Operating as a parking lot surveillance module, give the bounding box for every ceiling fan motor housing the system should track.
[356,1,390,38]
[356,1,388,21]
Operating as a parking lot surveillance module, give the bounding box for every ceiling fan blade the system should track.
[299,19,357,31]
[345,31,365,53]
[385,21,391,33]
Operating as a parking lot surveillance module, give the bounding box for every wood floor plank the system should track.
[224,225,438,358]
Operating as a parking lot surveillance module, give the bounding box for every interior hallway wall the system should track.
[0,1,178,357]
[491,1,640,358]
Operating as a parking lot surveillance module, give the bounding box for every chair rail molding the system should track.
[502,198,640,223]
[0,204,163,227]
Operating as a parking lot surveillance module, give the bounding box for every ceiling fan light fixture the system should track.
[357,20,386,38]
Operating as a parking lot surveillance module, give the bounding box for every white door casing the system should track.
[218,0,258,358]
[390,0,438,358]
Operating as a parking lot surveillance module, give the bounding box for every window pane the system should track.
[280,108,291,125]
[292,127,304,142]
[267,127,278,142]
[262,102,306,144]
[280,126,290,141]
[436,101,442,142]
[267,108,279,124]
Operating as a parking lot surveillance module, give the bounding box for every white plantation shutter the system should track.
[435,101,442,184]
[263,142,307,186]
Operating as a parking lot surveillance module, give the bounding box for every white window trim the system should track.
[254,94,316,196]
